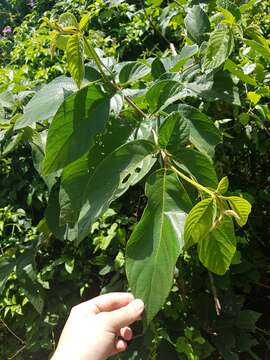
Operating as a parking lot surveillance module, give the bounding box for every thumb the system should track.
[108,299,144,330]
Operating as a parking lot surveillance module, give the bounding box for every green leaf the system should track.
[204,71,241,106]
[43,84,110,175]
[0,258,14,294]
[244,39,270,62]
[172,147,218,188]
[126,169,192,326]
[79,14,91,31]
[146,80,183,113]
[226,196,252,226]
[14,76,77,130]
[198,217,236,275]
[184,198,215,248]
[59,115,139,226]
[66,34,85,88]
[119,61,151,84]
[166,104,222,159]
[0,90,15,109]
[184,5,210,45]
[151,58,166,79]
[224,59,257,86]
[216,176,229,194]
[247,91,261,105]
[77,140,157,243]
[158,112,189,149]
[217,0,241,21]
[203,27,234,71]
[59,12,78,28]
[59,154,89,226]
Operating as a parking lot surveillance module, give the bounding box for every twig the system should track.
[0,318,25,344]
[8,345,26,360]
[208,272,221,316]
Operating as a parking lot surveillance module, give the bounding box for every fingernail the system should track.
[132,299,144,312]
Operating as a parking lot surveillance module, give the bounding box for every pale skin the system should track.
[51,292,144,360]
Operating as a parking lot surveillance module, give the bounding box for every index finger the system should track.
[79,292,135,314]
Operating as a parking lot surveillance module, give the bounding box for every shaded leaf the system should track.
[77,140,157,243]
[172,147,218,188]
[119,61,151,84]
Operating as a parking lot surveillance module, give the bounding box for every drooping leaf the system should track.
[146,80,183,112]
[14,76,77,130]
[43,84,110,175]
[244,39,270,62]
[172,147,218,188]
[66,34,85,88]
[224,59,257,86]
[226,196,252,226]
[209,71,241,105]
[119,61,151,84]
[0,258,14,294]
[126,169,192,326]
[203,27,234,71]
[59,115,139,226]
[158,112,189,149]
[198,217,236,275]
[77,140,157,243]
[59,154,89,226]
[165,104,222,159]
[184,5,210,45]
[184,198,215,248]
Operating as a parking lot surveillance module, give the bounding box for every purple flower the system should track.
[2,26,12,34]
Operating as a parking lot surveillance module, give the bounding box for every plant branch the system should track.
[171,165,214,196]
[1,318,25,344]
[208,272,221,316]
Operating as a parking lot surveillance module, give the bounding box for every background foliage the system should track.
[0,0,270,359]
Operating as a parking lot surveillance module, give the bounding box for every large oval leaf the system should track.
[203,27,234,71]
[14,76,77,130]
[165,104,221,159]
[126,169,192,326]
[184,5,210,45]
[59,116,138,226]
[43,84,110,175]
[77,140,157,244]
[198,217,236,275]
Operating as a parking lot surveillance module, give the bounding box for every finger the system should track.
[120,326,133,341]
[77,292,134,314]
[108,298,144,330]
[115,339,127,353]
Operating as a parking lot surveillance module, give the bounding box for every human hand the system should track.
[51,292,144,360]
